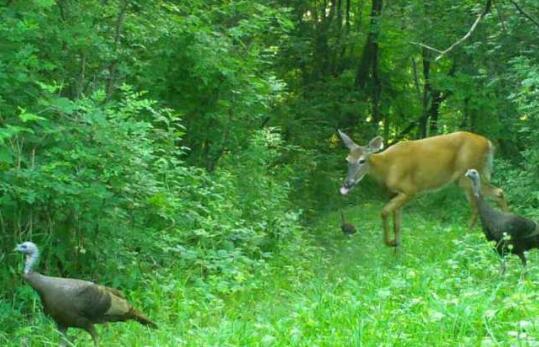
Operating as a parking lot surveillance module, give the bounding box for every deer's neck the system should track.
[367,153,388,184]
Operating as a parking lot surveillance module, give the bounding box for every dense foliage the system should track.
[1,0,538,344]
[0,1,303,333]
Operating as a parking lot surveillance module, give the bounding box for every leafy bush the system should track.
[493,57,539,219]
[1,84,304,312]
[167,128,304,294]
[495,152,539,220]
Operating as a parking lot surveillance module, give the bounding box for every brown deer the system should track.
[338,130,508,248]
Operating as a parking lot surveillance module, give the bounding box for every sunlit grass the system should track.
[3,200,539,346]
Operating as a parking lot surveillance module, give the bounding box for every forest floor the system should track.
[8,199,539,346]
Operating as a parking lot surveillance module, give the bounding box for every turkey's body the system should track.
[25,272,154,328]
[476,196,539,265]
[15,242,157,347]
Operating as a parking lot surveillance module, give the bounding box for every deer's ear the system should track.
[338,130,359,150]
[367,136,384,152]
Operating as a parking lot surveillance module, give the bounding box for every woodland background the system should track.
[1,0,539,345]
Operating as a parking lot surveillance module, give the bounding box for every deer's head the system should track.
[338,130,384,195]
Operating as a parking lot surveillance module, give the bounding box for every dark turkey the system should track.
[15,241,157,347]
[340,210,357,236]
[465,169,539,272]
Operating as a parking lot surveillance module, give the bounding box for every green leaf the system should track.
[18,108,46,123]
[34,0,55,8]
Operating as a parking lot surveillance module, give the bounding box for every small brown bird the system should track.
[15,241,157,347]
[340,210,357,236]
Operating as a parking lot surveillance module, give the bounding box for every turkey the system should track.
[15,241,157,347]
[340,210,357,236]
[465,169,539,272]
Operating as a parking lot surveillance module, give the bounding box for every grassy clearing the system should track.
[4,200,539,346]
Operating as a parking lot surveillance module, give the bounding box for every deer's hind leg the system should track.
[481,181,508,211]
[476,164,508,210]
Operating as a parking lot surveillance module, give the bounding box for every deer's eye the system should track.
[358,159,366,164]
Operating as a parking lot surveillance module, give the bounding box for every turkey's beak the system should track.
[14,245,21,252]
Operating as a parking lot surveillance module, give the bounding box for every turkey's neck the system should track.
[24,252,39,275]
[472,180,482,199]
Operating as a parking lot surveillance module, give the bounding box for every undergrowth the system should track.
[3,198,539,346]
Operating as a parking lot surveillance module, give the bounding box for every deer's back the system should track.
[374,132,491,193]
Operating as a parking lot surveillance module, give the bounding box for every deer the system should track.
[337,130,508,248]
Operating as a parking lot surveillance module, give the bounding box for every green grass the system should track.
[4,201,539,346]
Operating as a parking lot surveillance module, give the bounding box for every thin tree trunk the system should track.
[419,49,450,137]
[355,0,383,132]
[428,91,443,135]
[339,0,351,66]
[461,96,470,129]
[371,42,381,124]
[419,48,432,138]
[106,0,129,100]
[355,0,383,89]
[333,0,343,75]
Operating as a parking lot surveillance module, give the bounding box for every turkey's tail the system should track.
[130,308,158,329]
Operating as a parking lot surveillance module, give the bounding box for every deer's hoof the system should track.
[385,239,399,248]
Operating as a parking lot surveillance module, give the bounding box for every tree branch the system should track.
[410,42,443,54]
[510,0,539,30]
[412,0,492,62]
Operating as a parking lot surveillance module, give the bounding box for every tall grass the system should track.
[3,198,539,346]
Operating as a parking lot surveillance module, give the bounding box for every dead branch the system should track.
[434,0,492,61]
[412,0,492,62]
[510,0,539,30]
[410,42,443,54]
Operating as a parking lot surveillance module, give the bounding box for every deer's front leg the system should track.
[393,209,402,247]
[381,192,412,247]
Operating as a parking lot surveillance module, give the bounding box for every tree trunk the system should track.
[312,0,336,80]
[461,96,470,129]
[355,0,383,133]
[418,48,431,138]
[355,0,383,90]
[428,91,443,135]
[418,49,449,138]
